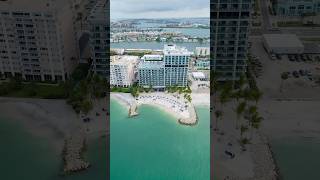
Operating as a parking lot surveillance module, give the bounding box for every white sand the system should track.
[0,97,108,150]
[111,92,206,125]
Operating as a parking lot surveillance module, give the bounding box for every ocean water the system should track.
[0,118,106,180]
[110,99,210,180]
[271,137,320,180]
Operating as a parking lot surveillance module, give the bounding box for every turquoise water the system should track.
[271,137,320,180]
[0,118,106,180]
[110,99,210,180]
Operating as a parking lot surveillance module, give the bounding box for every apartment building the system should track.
[88,0,109,78]
[273,0,320,16]
[163,44,191,87]
[0,0,83,81]
[138,55,165,88]
[211,0,253,81]
[138,45,192,89]
[110,56,138,87]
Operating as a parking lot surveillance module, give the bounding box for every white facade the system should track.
[138,45,192,88]
[195,47,210,57]
[0,0,86,81]
[110,56,138,87]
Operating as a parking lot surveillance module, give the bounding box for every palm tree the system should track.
[214,110,223,131]
[236,101,247,129]
[249,112,264,139]
[280,72,288,92]
[238,73,247,90]
[250,88,263,105]
[240,124,249,139]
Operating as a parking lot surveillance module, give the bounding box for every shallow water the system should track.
[0,118,106,180]
[110,99,210,180]
[271,137,320,180]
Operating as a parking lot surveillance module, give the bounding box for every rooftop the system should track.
[110,56,138,66]
[192,72,206,79]
[138,61,164,69]
[142,55,163,61]
[263,34,304,48]
[163,44,192,56]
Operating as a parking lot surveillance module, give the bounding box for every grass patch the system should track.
[0,81,67,99]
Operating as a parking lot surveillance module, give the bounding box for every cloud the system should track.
[111,0,210,19]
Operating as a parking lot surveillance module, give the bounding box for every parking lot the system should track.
[249,36,320,99]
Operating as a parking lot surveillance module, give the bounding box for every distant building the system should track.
[88,0,109,78]
[195,47,210,57]
[211,0,253,81]
[273,0,320,16]
[262,34,304,54]
[195,59,210,70]
[138,45,192,89]
[0,0,83,81]
[110,56,138,87]
[192,72,206,81]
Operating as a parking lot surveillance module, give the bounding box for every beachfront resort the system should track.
[110,44,210,125]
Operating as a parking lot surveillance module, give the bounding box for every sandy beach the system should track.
[111,92,210,125]
[0,97,108,151]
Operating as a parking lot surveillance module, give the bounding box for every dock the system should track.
[63,133,90,173]
[129,102,138,117]
[178,104,198,126]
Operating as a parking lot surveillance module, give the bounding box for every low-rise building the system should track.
[262,34,304,54]
[110,56,138,87]
[273,0,320,16]
[195,47,210,57]
[195,59,210,70]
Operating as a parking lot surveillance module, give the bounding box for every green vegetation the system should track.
[66,64,107,114]
[0,64,107,115]
[212,71,264,148]
[0,78,67,99]
[165,86,192,94]
[125,51,152,57]
[111,84,156,97]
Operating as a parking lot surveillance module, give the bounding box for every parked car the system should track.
[293,71,300,78]
[288,55,295,61]
[306,70,312,76]
[270,54,276,60]
[294,55,300,62]
[301,54,308,61]
[276,54,282,60]
[299,69,306,76]
[306,55,312,61]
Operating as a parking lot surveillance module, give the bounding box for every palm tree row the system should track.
[212,72,264,149]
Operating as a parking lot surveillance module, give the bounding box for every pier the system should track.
[63,133,90,173]
[178,104,198,126]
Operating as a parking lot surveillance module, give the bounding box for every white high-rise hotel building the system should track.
[0,0,96,81]
[110,56,138,87]
[138,44,192,89]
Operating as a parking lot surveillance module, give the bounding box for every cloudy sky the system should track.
[111,0,210,19]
